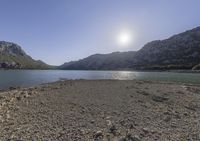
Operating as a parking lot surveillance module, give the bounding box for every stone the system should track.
[94,131,103,140]
[152,95,169,102]
[16,96,21,101]
[109,125,117,135]
[163,116,171,122]
[120,134,141,141]
[142,128,149,134]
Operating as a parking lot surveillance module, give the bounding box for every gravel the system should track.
[0,80,200,141]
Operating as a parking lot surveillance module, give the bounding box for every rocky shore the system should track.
[0,80,200,141]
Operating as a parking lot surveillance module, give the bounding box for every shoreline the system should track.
[1,77,200,92]
[0,68,200,73]
[0,80,200,140]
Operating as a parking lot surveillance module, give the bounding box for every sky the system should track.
[0,0,200,65]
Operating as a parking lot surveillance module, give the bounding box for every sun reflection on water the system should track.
[112,71,137,80]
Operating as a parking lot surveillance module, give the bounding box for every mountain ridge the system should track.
[0,41,50,69]
[1,26,200,70]
[59,51,137,70]
[60,26,200,70]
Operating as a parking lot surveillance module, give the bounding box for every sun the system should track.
[117,30,133,47]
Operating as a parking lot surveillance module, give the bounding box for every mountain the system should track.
[60,26,200,70]
[59,51,136,70]
[0,41,50,69]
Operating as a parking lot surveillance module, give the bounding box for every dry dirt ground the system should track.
[0,80,200,141]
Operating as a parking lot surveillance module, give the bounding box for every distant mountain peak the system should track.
[0,41,50,69]
[0,41,26,56]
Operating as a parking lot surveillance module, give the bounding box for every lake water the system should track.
[0,70,200,89]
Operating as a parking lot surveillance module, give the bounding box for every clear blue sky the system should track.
[0,0,200,65]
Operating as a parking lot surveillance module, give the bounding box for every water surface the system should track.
[0,70,200,89]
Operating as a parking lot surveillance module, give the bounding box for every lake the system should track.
[0,70,200,89]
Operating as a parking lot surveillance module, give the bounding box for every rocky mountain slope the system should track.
[59,51,136,70]
[60,26,200,70]
[0,41,50,69]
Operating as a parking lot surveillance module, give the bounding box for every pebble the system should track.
[106,120,112,126]
[142,128,149,134]
[90,120,95,124]
[152,95,169,102]
[120,134,141,141]
[164,116,171,122]
[94,131,103,139]
[109,125,117,135]
[16,96,21,101]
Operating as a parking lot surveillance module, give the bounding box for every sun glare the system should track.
[117,30,133,47]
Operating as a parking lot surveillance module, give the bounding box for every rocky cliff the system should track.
[0,41,50,69]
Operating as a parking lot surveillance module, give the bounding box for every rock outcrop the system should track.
[0,41,50,69]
